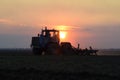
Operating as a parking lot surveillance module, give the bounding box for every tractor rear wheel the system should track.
[45,43,61,55]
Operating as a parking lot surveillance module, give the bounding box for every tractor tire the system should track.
[45,43,61,55]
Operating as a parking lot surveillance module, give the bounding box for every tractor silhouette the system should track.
[31,27,98,55]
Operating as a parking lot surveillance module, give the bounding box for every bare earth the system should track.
[0,49,120,80]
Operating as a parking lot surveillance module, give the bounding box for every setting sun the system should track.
[55,25,68,39]
[60,31,66,39]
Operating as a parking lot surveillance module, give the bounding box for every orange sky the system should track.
[0,0,120,48]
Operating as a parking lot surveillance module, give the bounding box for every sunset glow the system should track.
[0,0,120,48]
[55,25,68,31]
[60,31,67,39]
[55,25,68,40]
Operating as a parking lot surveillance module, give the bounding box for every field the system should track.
[0,49,120,80]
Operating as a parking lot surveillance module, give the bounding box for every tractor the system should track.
[31,27,78,55]
[31,27,98,55]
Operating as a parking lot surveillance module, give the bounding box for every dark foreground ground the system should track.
[0,49,120,80]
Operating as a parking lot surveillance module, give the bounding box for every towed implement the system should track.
[31,27,98,55]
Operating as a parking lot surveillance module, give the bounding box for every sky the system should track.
[0,0,120,49]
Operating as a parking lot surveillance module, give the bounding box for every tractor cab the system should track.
[31,27,60,55]
[40,27,60,44]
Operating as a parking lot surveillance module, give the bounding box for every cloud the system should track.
[0,18,13,24]
[0,21,39,36]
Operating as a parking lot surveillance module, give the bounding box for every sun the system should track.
[60,31,66,39]
[55,25,68,39]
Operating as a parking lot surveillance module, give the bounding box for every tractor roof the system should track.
[42,28,59,32]
[42,29,59,32]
